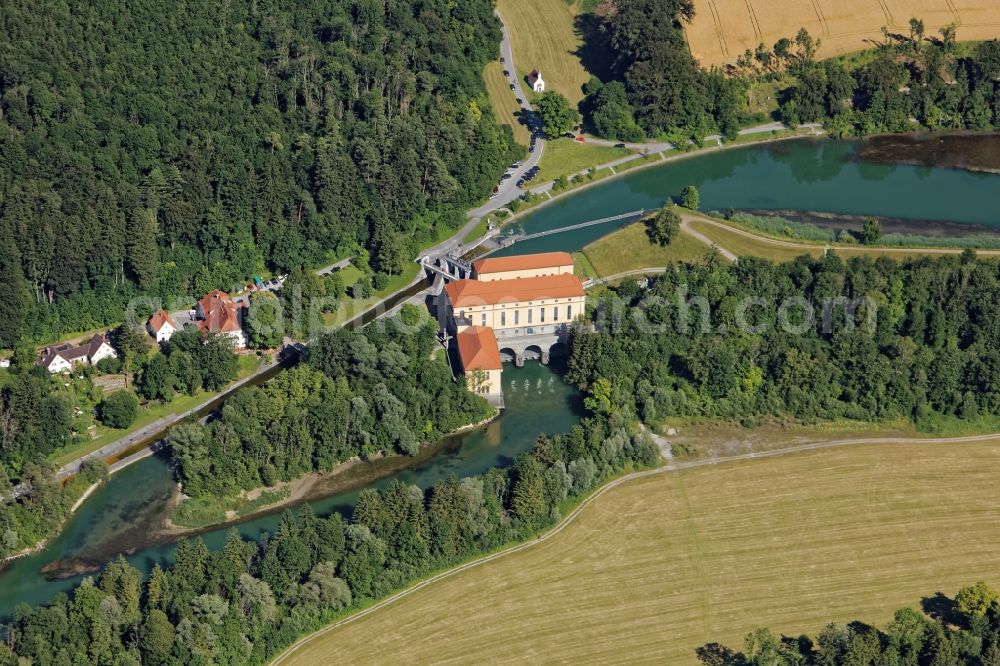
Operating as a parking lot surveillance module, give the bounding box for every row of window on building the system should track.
[461,304,573,327]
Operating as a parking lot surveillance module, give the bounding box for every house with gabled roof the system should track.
[195,290,246,349]
[38,334,118,374]
[147,309,179,343]
[455,326,503,396]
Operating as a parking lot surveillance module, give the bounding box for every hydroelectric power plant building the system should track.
[442,252,585,403]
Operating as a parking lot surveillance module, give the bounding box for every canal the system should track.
[495,137,1000,256]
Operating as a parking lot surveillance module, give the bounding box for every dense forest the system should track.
[170,306,493,498]
[698,581,1000,665]
[568,251,1000,431]
[579,0,750,142]
[0,0,519,347]
[1,395,658,664]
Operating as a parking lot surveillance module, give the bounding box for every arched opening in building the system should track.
[523,344,544,362]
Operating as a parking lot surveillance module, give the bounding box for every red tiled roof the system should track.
[148,308,177,332]
[197,290,241,334]
[455,326,502,371]
[444,273,584,308]
[472,251,573,276]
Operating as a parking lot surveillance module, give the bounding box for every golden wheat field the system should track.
[274,440,1000,665]
[687,0,1000,67]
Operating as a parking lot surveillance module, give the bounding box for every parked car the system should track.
[509,83,515,90]
[516,179,525,187]
[575,135,585,143]
[500,173,511,180]
[500,56,505,63]
[511,161,522,168]
[503,70,509,76]
[614,143,626,148]
[516,98,522,104]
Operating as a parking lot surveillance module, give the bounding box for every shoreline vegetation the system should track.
[0,465,107,574]
[489,126,821,226]
[714,210,1000,250]
[166,409,500,532]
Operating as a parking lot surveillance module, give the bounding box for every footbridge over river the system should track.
[499,209,647,247]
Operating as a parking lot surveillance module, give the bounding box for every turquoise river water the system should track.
[496,138,1000,256]
[4,136,1000,616]
[0,363,581,617]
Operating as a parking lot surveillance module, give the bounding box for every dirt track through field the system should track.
[271,430,1000,665]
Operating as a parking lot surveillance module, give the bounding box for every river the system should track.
[0,362,581,618]
[496,137,1000,256]
[6,135,1000,616]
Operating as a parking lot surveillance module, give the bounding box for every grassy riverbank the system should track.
[686,215,1000,263]
[535,139,634,183]
[274,438,1000,664]
[575,206,1000,276]
[506,127,820,219]
[49,355,264,467]
[580,221,711,276]
[169,484,290,529]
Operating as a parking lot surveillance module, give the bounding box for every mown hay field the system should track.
[484,61,532,146]
[687,0,1000,67]
[497,0,591,105]
[276,440,1000,665]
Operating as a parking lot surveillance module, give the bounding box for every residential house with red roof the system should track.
[147,309,179,343]
[195,290,246,349]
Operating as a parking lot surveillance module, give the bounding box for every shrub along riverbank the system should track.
[716,211,1000,250]
[168,306,493,516]
[1,379,658,665]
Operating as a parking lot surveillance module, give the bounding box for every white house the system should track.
[39,352,73,374]
[147,308,179,343]
[38,333,118,374]
[88,336,117,365]
[528,69,545,93]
